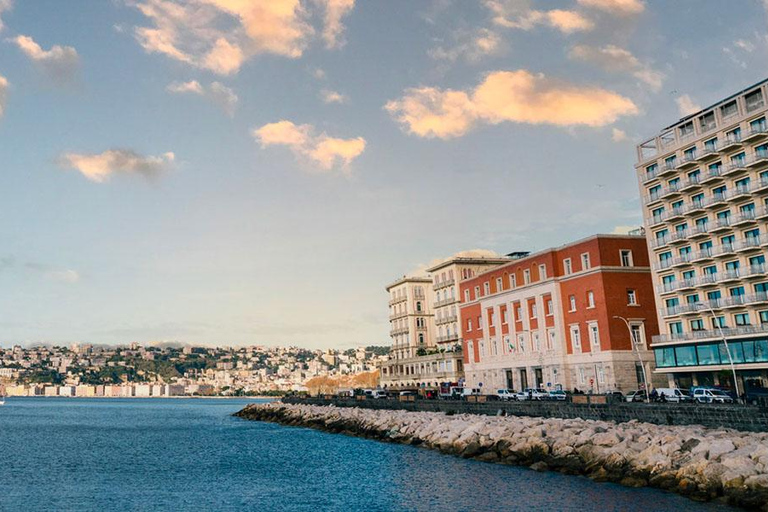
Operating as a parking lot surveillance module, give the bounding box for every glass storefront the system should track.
[655,339,768,368]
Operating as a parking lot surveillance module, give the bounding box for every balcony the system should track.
[723,159,748,176]
[742,126,768,143]
[650,236,671,250]
[433,278,455,291]
[653,324,768,344]
[747,292,768,305]
[735,236,762,253]
[389,311,408,321]
[718,269,742,284]
[680,176,702,192]
[755,178,768,195]
[653,259,674,271]
[704,193,728,209]
[389,327,410,336]
[721,295,748,309]
[670,254,693,268]
[700,166,724,184]
[658,162,678,177]
[642,168,659,183]
[644,192,663,206]
[685,201,706,217]
[743,264,767,279]
[688,225,710,239]
[697,147,720,162]
[646,214,665,228]
[436,333,460,343]
[712,243,737,258]
[434,297,457,308]
[660,183,683,199]
[691,248,714,263]
[719,136,743,153]
[667,230,690,245]
[434,314,457,326]
[389,296,407,306]
[732,210,757,227]
[727,185,752,202]
[676,278,697,292]
[676,153,699,170]
[709,218,732,233]
[747,149,768,168]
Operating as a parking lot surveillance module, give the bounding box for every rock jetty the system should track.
[236,402,768,510]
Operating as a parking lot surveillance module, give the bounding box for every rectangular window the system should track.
[547,329,555,350]
[474,286,480,298]
[587,291,595,308]
[502,309,509,324]
[464,289,470,302]
[546,299,553,316]
[570,326,581,352]
[509,274,516,288]
[735,313,751,326]
[538,264,547,280]
[495,277,502,292]
[581,253,591,270]
[620,250,633,267]
[531,303,538,318]
[589,323,600,348]
[523,270,530,285]
[569,295,576,312]
[564,258,572,275]
[467,319,473,331]
[484,282,490,295]
[627,289,637,305]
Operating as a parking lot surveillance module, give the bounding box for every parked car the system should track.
[655,388,692,403]
[693,388,734,404]
[370,390,389,399]
[548,390,567,401]
[745,384,768,405]
[605,391,625,402]
[516,388,548,401]
[625,390,648,402]
[439,385,463,400]
[399,391,416,397]
[496,389,517,401]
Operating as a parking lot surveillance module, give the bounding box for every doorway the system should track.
[520,369,528,390]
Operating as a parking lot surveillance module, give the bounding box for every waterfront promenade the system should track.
[236,402,768,510]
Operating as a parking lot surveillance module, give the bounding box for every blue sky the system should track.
[0,0,767,349]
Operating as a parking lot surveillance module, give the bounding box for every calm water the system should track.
[0,398,736,512]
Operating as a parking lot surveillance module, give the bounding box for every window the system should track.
[531,303,538,318]
[502,309,509,324]
[509,274,517,288]
[569,295,576,312]
[746,89,765,112]
[630,324,644,348]
[620,250,633,267]
[538,264,547,280]
[518,334,525,353]
[546,299,553,316]
[467,319,473,331]
[495,277,503,292]
[483,282,490,295]
[690,319,705,331]
[587,291,595,308]
[588,323,600,348]
[570,326,581,352]
[627,289,637,305]
[735,313,751,326]
[477,316,483,328]
[547,329,555,350]
[564,258,572,275]
[533,332,541,352]
[474,286,480,298]
[721,100,738,119]
[597,366,606,384]
[523,269,531,285]
[581,253,591,270]
[464,289,470,302]
[578,367,586,384]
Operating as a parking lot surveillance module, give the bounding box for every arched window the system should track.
[416,301,422,312]
[418,333,425,344]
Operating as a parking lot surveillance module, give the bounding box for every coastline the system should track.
[235,402,768,511]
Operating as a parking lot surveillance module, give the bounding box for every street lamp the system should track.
[614,316,650,403]
[695,302,741,402]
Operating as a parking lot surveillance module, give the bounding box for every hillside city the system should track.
[0,343,387,397]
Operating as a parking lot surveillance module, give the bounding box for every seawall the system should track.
[235,402,768,510]
[281,396,768,433]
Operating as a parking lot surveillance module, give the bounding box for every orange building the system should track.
[459,234,665,393]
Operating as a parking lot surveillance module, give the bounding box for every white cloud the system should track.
[316,0,355,49]
[0,74,7,119]
[131,0,356,75]
[0,0,11,33]
[428,28,503,62]
[676,94,701,117]
[568,44,665,92]
[253,120,365,173]
[48,269,80,283]
[167,80,238,116]
[611,127,627,142]
[320,89,347,104]
[611,225,640,235]
[484,1,593,34]
[11,34,79,84]
[385,70,638,139]
[58,149,175,182]
[576,0,645,16]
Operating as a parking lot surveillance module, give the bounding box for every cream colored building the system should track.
[386,276,434,360]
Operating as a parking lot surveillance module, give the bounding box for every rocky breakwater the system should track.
[236,402,768,510]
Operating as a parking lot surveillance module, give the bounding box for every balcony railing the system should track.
[436,333,460,343]
[654,323,768,344]
[434,315,458,326]
[432,278,455,291]
[434,297,457,308]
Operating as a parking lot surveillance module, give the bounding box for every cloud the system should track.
[131,0,356,75]
[58,149,175,182]
[320,89,346,104]
[611,127,627,142]
[610,225,640,235]
[568,44,664,92]
[0,0,11,33]
[484,1,593,34]
[0,74,7,118]
[11,35,79,84]
[253,120,365,172]
[1,257,80,284]
[316,0,355,49]
[167,80,238,116]
[576,0,645,16]
[46,269,81,283]
[428,28,503,62]
[385,70,638,139]
[676,94,701,117]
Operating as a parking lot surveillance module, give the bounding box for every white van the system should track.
[461,388,482,399]
[655,388,692,403]
[693,388,734,404]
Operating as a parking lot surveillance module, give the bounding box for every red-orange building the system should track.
[459,234,665,393]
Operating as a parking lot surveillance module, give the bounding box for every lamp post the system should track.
[695,302,741,402]
[614,316,650,403]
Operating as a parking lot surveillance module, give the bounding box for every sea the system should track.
[0,398,737,511]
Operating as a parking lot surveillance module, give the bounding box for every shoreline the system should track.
[235,402,768,511]
[3,395,280,400]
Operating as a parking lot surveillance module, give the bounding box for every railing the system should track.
[746,99,765,113]
[653,323,768,344]
[434,315,457,325]
[434,297,457,308]
[436,333,459,343]
[432,278,455,290]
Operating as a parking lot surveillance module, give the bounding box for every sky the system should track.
[0,0,767,349]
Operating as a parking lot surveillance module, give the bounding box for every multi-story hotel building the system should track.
[379,254,510,390]
[427,254,513,349]
[636,78,768,391]
[460,235,664,394]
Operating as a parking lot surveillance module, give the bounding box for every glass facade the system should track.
[655,339,768,368]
